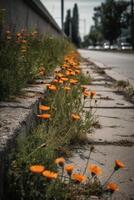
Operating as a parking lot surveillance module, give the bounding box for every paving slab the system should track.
[69,60,134,199]
[88,108,134,143]
[84,88,134,108]
[85,85,114,92]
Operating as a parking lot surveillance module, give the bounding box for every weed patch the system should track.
[0,29,74,100]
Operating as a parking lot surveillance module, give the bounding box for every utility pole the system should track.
[61,0,64,31]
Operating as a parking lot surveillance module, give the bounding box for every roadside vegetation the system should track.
[114,80,134,101]
[4,51,125,200]
[0,29,73,101]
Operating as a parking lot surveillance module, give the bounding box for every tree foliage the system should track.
[100,0,129,44]
[72,3,81,47]
[88,0,129,45]
[64,9,71,38]
[64,4,81,47]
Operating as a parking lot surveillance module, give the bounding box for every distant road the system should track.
[79,49,134,81]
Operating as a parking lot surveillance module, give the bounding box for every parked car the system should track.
[110,44,118,50]
[95,45,103,50]
[103,42,110,49]
[120,42,132,50]
[88,45,95,50]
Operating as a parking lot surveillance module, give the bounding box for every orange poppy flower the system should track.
[52,79,59,84]
[65,165,74,175]
[42,170,58,180]
[71,113,80,121]
[70,71,76,76]
[58,79,64,84]
[55,157,65,167]
[16,33,21,37]
[39,105,50,111]
[107,182,119,192]
[71,173,86,183]
[56,73,64,78]
[62,63,68,69]
[83,90,91,97]
[63,86,71,91]
[75,69,81,75]
[81,85,88,91]
[61,77,69,82]
[69,79,78,85]
[90,91,96,99]
[89,164,102,176]
[30,165,45,173]
[37,114,51,119]
[47,84,57,91]
[115,160,125,170]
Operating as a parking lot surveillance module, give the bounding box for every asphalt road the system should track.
[79,49,134,81]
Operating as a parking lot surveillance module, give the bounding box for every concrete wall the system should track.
[0,0,63,37]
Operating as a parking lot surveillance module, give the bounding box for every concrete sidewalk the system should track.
[69,60,134,200]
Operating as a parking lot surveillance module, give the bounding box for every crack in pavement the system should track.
[84,106,134,109]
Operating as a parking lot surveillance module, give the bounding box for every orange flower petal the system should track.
[71,173,86,183]
[42,170,58,180]
[37,114,51,119]
[63,86,71,91]
[70,79,78,84]
[39,105,50,111]
[47,84,57,91]
[83,90,91,97]
[107,182,119,192]
[65,165,74,174]
[55,157,65,166]
[61,77,69,82]
[89,164,102,176]
[71,113,80,121]
[115,160,125,169]
[30,165,45,173]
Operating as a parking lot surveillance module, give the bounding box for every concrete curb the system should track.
[0,80,51,199]
[89,58,134,88]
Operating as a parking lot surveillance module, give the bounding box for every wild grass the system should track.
[0,30,74,100]
[4,51,96,200]
[4,48,124,200]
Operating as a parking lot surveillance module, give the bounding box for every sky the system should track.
[41,0,105,39]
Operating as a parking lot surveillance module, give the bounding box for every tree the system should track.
[90,0,129,45]
[130,0,134,49]
[101,0,129,45]
[89,25,103,46]
[71,3,81,47]
[89,7,104,46]
[64,9,71,38]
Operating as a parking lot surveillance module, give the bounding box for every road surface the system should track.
[79,49,134,81]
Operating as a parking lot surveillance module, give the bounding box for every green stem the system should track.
[26,143,46,159]
[83,150,92,175]
[102,170,115,187]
